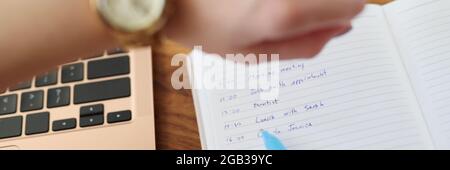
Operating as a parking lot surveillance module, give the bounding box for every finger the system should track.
[242,24,351,59]
[253,0,365,40]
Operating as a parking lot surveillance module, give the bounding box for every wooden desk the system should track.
[153,0,392,150]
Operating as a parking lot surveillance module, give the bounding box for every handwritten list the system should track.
[190,5,433,150]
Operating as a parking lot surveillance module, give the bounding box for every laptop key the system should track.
[80,115,104,127]
[80,104,104,117]
[36,70,58,87]
[0,94,17,116]
[88,56,130,79]
[62,63,84,83]
[108,110,132,124]
[47,87,70,108]
[107,48,127,55]
[26,112,49,135]
[9,80,32,91]
[52,118,76,132]
[80,104,104,128]
[74,78,131,104]
[0,116,22,139]
[21,90,44,112]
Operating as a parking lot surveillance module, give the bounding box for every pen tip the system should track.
[261,130,286,150]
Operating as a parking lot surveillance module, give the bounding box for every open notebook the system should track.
[187,0,450,150]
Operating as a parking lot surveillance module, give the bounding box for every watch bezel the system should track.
[95,0,167,33]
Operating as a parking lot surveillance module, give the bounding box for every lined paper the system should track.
[190,5,433,150]
[385,0,450,149]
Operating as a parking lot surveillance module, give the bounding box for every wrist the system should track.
[84,0,119,48]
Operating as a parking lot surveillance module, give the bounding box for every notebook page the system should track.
[189,5,432,150]
[384,0,450,148]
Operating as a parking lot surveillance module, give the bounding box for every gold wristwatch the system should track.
[91,0,173,47]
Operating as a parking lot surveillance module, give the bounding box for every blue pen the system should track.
[261,130,286,150]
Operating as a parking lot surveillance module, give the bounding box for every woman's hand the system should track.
[164,0,366,58]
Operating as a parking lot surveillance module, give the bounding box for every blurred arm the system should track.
[0,0,117,89]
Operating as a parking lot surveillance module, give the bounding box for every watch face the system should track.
[97,0,166,32]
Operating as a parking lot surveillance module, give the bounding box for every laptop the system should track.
[0,47,155,149]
